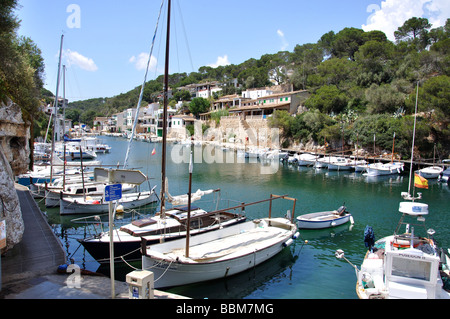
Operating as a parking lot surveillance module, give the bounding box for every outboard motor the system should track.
[337,205,347,216]
[364,225,375,252]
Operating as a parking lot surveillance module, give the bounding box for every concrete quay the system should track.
[0,184,187,299]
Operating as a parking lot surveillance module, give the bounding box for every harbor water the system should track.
[38,135,449,299]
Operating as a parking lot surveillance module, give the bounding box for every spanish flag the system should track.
[414,174,428,189]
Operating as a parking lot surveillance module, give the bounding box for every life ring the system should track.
[393,235,420,248]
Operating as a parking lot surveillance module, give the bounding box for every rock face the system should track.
[0,99,30,252]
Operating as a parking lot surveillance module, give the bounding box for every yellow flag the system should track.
[414,174,428,189]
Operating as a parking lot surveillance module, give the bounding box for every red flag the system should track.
[151,148,156,156]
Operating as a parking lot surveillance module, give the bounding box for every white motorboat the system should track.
[45,181,137,207]
[416,166,443,179]
[297,153,318,166]
[327,157,354,171]
[364,162,404,176]
[337,202,450,299]
[141,195,298,288]
[296,205,354,229]
[81,137,111,153]
[353,160,368,172]
[314,156,338,169]
[60,188,158,215]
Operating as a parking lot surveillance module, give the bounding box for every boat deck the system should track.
[170,223,290,262]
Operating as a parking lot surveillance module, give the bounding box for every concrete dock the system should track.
[0,184,187,299]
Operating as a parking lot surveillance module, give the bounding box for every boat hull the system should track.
[417,166,443,179]
[60,191,158,215]
[80,217,247,263]
[296,212,352,229]
[142,218,297,288]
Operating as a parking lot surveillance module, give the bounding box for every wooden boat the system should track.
[78,203,246,263]
[141,195,298,288]
[296,205,353,229]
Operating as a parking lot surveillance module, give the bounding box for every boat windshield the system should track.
[391,256,432,282]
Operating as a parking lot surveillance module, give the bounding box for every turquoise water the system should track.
[40,135,449,299]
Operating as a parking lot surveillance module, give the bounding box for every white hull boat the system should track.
[314,156,338,169]
[142,217,298,288]
[78,206,246,263]
[327,157,353,171]
[60,188,158,215]
[45,182,137,207]
[296,205,353,229]
[364,162,404,176]
[297,153,318,166]
[416,166,443,179]
[337,202,450,299]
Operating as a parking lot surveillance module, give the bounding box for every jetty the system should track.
[0,184,187,299]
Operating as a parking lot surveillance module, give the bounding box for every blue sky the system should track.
[15,0,449,102]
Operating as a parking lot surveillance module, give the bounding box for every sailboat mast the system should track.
[50,34,64,181]
[160,0,171,219]
[408,81,420,197]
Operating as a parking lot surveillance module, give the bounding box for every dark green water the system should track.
[40,135,449,299]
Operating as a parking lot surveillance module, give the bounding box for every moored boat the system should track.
[416,166,443,179]
[141,195,298,288]
[60,188,158,215]
[296,205,353,229]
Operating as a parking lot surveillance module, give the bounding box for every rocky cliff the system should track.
[0,98,30,252]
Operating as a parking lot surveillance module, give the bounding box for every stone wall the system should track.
[0,98,29,252]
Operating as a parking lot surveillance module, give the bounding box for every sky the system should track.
[15,0,450,102]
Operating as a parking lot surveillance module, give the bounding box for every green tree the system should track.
[304,85,348,114]
[189,97,210,118]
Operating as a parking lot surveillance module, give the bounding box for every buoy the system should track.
[283,238,293,247]
[304,240,308,244]
[293,232,300,239]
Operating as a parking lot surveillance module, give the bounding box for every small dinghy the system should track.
[296,205,353,229]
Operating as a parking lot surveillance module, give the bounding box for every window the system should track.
[391,257,432,282]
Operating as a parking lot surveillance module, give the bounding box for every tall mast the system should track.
[50,34,64,181]
[160,0,171,220]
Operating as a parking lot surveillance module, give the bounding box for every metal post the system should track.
[108,169,115,299]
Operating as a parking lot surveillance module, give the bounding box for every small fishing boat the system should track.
[336,202,450,299]
[78,202,246,263]
[327,157,353,171]
[364,161,404,176]
[141,195,298,288]
[297,153,318,166]
[296,205,353,229]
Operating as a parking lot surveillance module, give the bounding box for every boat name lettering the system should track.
[398,253,426,260]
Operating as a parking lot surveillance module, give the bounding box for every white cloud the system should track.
[362,0,450,41]
[208,55,230,68]
[277,29,289,50]
[63,49,98,71]
[129,52,158,71]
